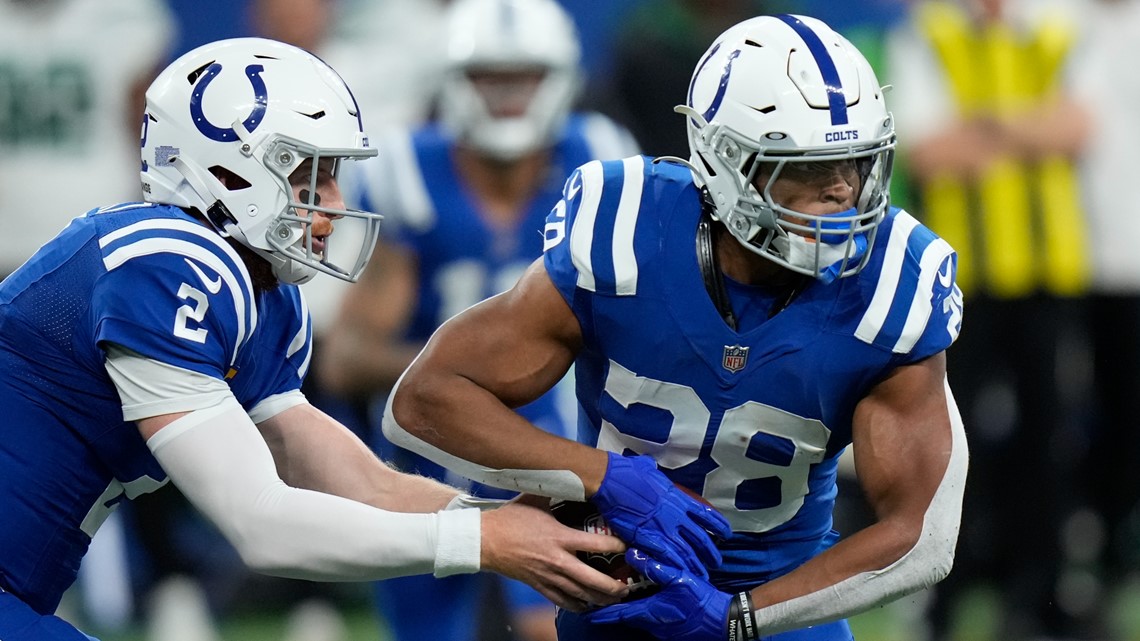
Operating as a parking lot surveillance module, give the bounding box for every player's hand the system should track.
[582,548,732,641]
[592,452,732,577]
[479,500,631,611]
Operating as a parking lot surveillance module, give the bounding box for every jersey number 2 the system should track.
[174,283,209,343]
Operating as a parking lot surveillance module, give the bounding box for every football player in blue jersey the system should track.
[0,37,632,641]
[315,2,641,639]
[383,13,968,641]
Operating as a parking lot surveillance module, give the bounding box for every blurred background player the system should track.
[250,0,445,130]
[0,0,174,279]
[315,1,640,639]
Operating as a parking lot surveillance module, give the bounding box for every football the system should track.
[550,499,660,601]
[550,485,711,602]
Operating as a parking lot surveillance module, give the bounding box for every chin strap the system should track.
[696,207,737,331]
[172,157,234,233]
[699,206,811,328]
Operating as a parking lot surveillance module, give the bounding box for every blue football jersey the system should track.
[543,157,963,590]
[0,202,312,614]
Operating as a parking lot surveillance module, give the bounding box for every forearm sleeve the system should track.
[146,396,481,581]
[382,375,587,501]
[754,380,968,635]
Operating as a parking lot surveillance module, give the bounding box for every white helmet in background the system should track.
[438,0,583,161]
[683,14,896,281]
[141,37,382,284]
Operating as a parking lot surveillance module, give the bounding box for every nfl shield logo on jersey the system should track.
[722,345,749,373]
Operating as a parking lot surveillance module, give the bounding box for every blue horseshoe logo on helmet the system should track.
[687,43,741,123]
[190,63,268,142]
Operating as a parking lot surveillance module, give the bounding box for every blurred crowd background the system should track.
[7,0,1140,640]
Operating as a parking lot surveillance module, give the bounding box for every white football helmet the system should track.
[438,0,583,161]
[141,37,382,284]
[682,14,896,281]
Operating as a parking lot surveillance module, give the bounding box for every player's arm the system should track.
[386,258,611,497]
[254,400,457,513]
[258,401,638,611]
[315,239,424,398]
[135,400,630,609]
[738,351,965,634]
[385,259,732,576]
[585,353,966,639]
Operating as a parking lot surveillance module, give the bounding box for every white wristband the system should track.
[433,507,481,577]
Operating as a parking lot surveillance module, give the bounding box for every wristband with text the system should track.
[726,590,759,641]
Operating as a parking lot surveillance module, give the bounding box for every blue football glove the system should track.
[592,452,732,577]
[582,548,732,641]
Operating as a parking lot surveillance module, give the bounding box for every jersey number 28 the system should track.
[596,360,830,533]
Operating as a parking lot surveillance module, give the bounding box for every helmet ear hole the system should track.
[208,166,251,190]
[697,153,718,177]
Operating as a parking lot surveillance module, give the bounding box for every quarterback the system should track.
[0,37,628,641]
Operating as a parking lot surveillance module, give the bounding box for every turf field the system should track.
[73,579,1140,641]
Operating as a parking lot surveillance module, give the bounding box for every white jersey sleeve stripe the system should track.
[613,156,644,295]
[99,218,245,270]
[99,218,256,322]
[570,161,604,292]
[894,238,955,354]
[103,238,250,366]
[855,212,921,345]
[105,344,233,422]
[290,290,312,378]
